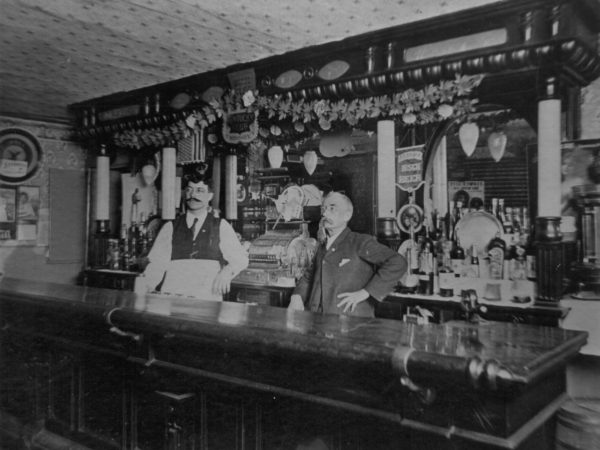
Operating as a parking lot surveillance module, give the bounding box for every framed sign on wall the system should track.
[0,128,42,184]
[0,185,17,240]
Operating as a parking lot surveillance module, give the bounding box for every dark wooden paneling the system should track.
[325,153,376,235]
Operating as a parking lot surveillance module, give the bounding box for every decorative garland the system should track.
[114,74,484,149]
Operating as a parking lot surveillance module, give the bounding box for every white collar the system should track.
[325,227,345,249]
[186,210,207,228]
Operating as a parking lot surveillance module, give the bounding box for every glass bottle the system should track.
[525,229,536,280]
[418,226,434,295]
[450,237,465,275]
[404,238,419,292]
[469,243,480,278]
[120,225,131,271]
[447,201,456,241]
[510,233,527,281]
[512,207,522,234]
[503,206,514,235]
[491,198,499,219]
[436,217,454,298]
[496,199,506,228]
[488,233,506,279]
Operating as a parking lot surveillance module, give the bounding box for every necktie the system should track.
[190,218,198,239]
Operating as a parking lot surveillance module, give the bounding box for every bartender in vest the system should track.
[135,164,248,299]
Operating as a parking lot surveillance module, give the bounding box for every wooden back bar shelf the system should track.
[0,277,587,449]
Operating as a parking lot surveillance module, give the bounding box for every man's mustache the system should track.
[186,197,204,202]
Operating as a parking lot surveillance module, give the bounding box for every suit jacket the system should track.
[293,228,407,317]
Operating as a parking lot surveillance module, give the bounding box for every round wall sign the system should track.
[0,128,42,184]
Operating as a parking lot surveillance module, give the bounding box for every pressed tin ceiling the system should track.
[0,0,502,123]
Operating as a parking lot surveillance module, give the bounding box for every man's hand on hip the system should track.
[336,289,369,313]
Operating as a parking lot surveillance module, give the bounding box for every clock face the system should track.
[0,128,42,183]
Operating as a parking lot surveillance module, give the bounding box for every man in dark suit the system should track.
[288,192,407,317]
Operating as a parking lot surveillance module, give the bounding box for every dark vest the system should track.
[171,214,225,265]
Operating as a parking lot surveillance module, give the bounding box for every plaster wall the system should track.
[0,116,87,284]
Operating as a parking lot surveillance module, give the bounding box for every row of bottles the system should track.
[443,198,530,240]
[107,213,153,271]
[401,205,536,298]
[491,198,530,237]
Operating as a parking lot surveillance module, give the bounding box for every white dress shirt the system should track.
[325,227,346,250]
[140,211,249,293]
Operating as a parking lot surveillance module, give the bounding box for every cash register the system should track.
[231,184,319,305]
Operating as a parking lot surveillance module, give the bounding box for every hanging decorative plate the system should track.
[275,70,303,89]
[0,128,42,184]
[317,60,350,80]
[201,86,225,104]
[169,92,191,110]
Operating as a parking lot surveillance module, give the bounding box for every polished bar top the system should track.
[0,277,588,391]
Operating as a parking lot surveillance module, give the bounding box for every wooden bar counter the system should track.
[0,277,588,450]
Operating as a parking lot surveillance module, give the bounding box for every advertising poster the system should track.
[0,186,16,239]
[448,180,485,209]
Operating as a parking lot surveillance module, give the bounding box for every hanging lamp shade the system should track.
[458,122,479,157]
[488,131,507,162]
[303,150,318,175]
[267,145,284,168]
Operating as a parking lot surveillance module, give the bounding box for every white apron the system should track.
[160,259,223,301]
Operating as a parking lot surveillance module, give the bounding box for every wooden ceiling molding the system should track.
[68,0,600,148]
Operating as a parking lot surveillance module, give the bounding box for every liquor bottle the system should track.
[120,223,128,241]
[455,200,464,222]
[138,222,150,259]
[468,243,480,278]
[418,226,434,295]
[525,228,536,280]
[404,242,419,292]
[120,224,131,271]
[447,201,456,241]
[450,237,465,275]
[509,232,527,281]
[488,233,506,279]
[496,198,506,226]
[422,224,434,259]
[503,206,514,235]
[137,213,147,256]
[436,223,454,297]
[504,233,517,280]
[512,207,522,235]
[434,217,447,269]
[491,198,499,219]
[522,207,530,233]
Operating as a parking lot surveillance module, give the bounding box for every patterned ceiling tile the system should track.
[0,0,501,121]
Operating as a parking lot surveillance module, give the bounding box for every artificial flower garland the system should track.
[205,73,483,129]
[114,74,484,149]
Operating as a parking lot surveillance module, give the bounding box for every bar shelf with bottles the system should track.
[85,213,158,290]
[396,197,537,306]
